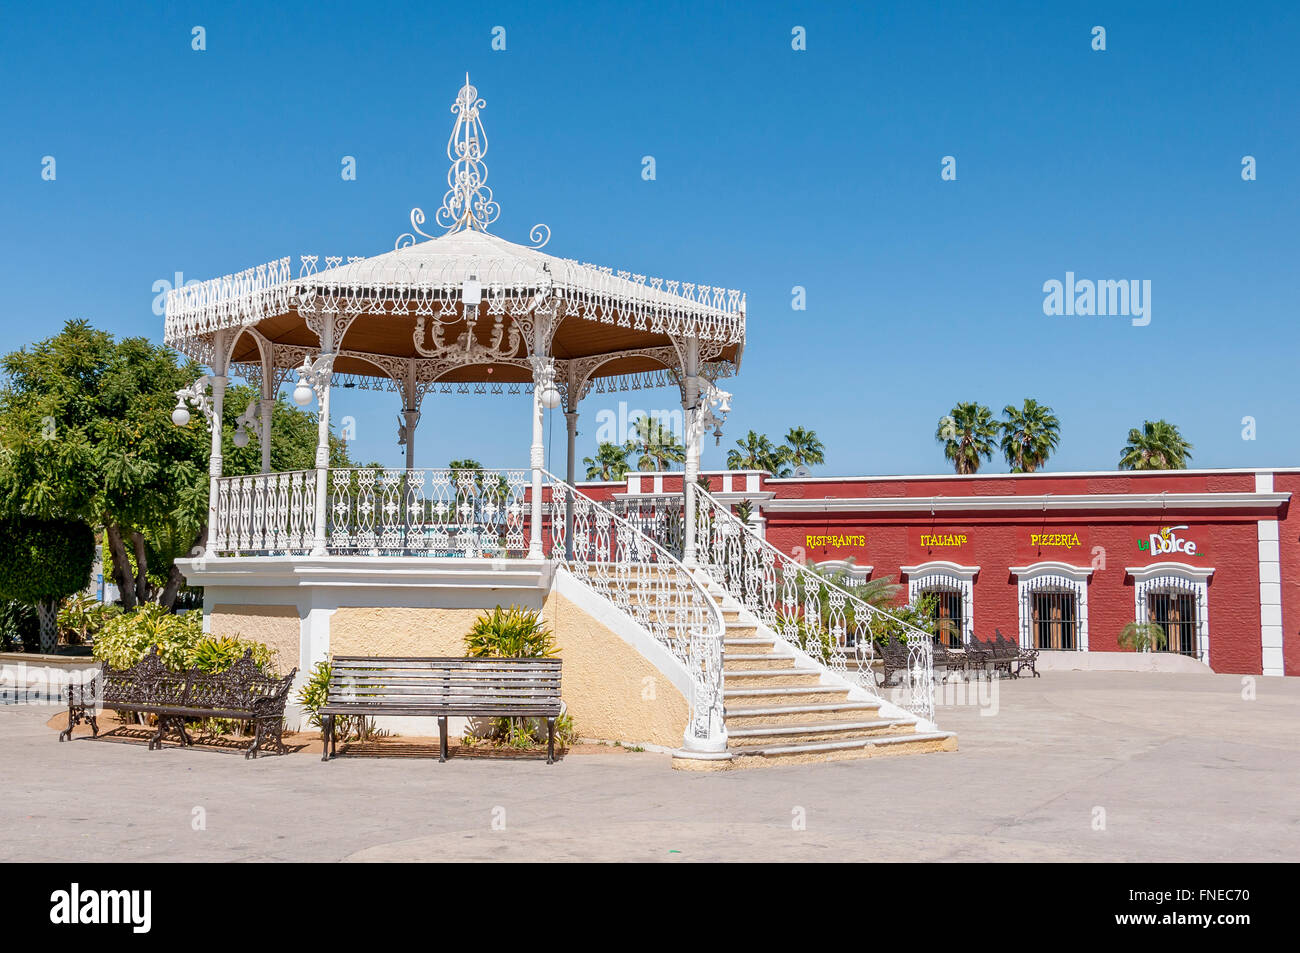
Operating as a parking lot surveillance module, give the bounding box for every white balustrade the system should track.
[544,472,726,747]
[693,485,936,723]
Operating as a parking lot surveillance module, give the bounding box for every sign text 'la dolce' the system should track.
[1139,525,1205,557]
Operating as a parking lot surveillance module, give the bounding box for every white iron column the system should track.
[527,313,553,560]
[564,406,578,559]
[259,397,274,474]
[204,329,230,558]
[258,343,275,474]
[310,317,335,556]
[681,336,701,566]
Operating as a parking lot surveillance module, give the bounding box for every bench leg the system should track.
[438,716,448,763]
[149,717,171,751]
[321,714,333,762]
[546,717,555,764]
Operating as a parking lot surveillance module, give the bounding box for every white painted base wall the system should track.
[1031,651,1214,674]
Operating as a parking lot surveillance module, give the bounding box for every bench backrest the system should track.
[98,648,295,713]
[326,656,562,714]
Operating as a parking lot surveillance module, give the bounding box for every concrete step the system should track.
[724,700,882,727]
[723,637,778,655]
[724,684,853,706]
[729,731,958,767]
[726,718,917,748]
[724,622,760,639]
[720,668,823,689]
[723,653,795,672]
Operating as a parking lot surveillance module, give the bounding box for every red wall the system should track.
[579,468,1293,675]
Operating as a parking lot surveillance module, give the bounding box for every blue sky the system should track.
[2,1,1297,475]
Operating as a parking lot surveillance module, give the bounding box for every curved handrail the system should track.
[542,471,727,748]
[693,485,935,723]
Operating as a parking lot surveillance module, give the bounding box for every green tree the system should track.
[630,415,685,472]
[1119,420,1193,470]
[0,321,346,610]
[726,430,791,475]
[583,441,632,481]
[0,517,96,651]
[782,426,825,470]
[1000,398,1061,473]
[936,402,998,475]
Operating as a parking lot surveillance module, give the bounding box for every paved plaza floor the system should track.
[2,670,1296,862]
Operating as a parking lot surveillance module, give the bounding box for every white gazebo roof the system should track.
[163,77,745,400]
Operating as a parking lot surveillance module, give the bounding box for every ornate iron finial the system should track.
[396,75,501,248]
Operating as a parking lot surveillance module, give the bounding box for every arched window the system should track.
[1010,563,1092,651]
[902,562,978,648]
[1127,563,1214,665]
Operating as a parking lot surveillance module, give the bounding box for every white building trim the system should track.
[813,560,873,585]
[1008,561,1093,652]
[1255,471,1284,675]
[762,491,1290,514]
[1127,561,1215,667]
[901,561,979,645]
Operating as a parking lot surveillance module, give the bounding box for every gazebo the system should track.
[165,78,746,754]
[166,77,742,566]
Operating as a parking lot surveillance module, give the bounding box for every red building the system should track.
[586,468,1298,677]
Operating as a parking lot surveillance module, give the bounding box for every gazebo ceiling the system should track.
[165,78,745,399]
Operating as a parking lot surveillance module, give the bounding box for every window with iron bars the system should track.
[1146,590,1200,657]
[922,588,965,648]
[1029,589,1079,650]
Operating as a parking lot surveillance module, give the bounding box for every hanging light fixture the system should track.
[171,400,191,427]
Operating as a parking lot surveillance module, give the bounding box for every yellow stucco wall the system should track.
[209,604,300,676]
[329,607,483,657]
[542,590,689,749]
[207,595,688,747]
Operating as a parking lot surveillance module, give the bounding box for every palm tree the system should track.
[630,415,685,471]
[726,430,791,475]
[936,402,998,474]
[583,442,632,481]
[1119,420,1193,470]
[1000,399,1061,473]
[782,426,825,470]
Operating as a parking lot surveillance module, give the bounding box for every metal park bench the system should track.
[59,647,296,758]
[996,629,1040,678]
[319,656,564,764]
[967,631,1039,679]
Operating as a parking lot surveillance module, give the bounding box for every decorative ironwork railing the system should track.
[610,493,686,557]
[213,470,317,554]
[544,473,725,746]
[328,467,530,556]
[692,485,936,723]
[209,467,726,747]
[212,467,530,557]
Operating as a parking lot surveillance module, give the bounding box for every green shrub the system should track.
[57,593,121,646]
[0,600,39,652]
[461,605,569,749]
[1118,621,1167,652]
[464,605,558,658]
[92,604,275,674]
[295,658,378,742]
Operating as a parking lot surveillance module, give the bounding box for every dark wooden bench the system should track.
[319,656,564,764]
[59,647,296,758]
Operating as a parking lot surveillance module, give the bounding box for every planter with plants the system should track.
[1118,621,1167,653]
[460,605,576,751]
